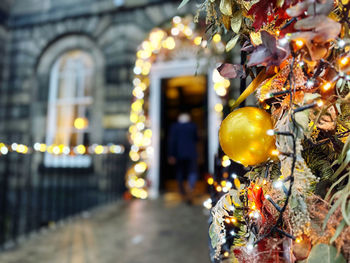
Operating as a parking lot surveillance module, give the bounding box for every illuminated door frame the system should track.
[148,59,221,199]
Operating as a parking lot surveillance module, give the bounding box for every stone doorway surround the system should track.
[148,59,221,199]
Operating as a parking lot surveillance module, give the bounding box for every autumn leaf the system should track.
[287,0,333,17]
[217,63,246,79]
[293,15,341,42]
[226,34,240,52]
[290,15,341,60]
[247,31,289,67]
[220,0,232,16]
[241,41,254,52]
[231,11,242,34]
[247,0,274,31]
[300,244,346,263]
[222,15,231,31]
[247,0,301,31]
[286,0,311,17]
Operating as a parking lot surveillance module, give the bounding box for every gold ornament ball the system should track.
[219,107,275,167]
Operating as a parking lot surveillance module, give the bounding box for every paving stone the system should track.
[0,198,211,263]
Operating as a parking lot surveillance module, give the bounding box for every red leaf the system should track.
[286,0,311,17]
[247,31,289,67]
[247,183,265,211]
[241,41,254,52]
[247,0,275,31]
[247,0,301,31]
[217,63,246,79]
[293,15,341,42]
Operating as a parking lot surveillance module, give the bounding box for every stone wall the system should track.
[0,2,10,138]
[1,0,196,145]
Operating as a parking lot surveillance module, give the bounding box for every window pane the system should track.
[55,104,91,145]
[55,104,77,145]
[50,50,94,148]
[58,69,76,100]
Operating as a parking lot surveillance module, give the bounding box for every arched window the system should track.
[45,50,94,167]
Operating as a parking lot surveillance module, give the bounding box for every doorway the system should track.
[159,75,208,193]
[148,59,221,199]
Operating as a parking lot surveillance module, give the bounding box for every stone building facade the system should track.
[0,0,197,146]
[0,1,10,128]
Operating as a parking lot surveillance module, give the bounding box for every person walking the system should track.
[168,112,198,203]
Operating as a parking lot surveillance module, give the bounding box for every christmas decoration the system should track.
[178,0,350,262]
[0,142,124,156]
[126,16,227,198]
[219,107,276,166]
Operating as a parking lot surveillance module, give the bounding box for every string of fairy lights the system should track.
[203,34,350,259]
[0,142,125,156]
[126,15,227,199]
[1,16,229,199]
[0,116,125,156]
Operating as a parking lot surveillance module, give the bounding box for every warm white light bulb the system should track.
[34,143,41,151]
[1,147,8,155]
[11,143,18,151]
[172,16,181,24]
[246,243,254,252]
[339,39,346,48]
[273,180,283,189]
[266,129,275,136]
[279,38,288,45]
[253,211,260,219]
[306,80,314,88]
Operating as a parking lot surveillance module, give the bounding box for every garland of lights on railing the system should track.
[126,15,228,199]
[0,142,124,155]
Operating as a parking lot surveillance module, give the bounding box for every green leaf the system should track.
[209,223,215,239]
[303,244,346,263]
[335,102,342,115]
[329,159,350,183]
[220,0,233,16]
[231,190,243,206]
[323,197,343,229]
[326,173,349,200]
[338,133,350,165]
[290,195,298,209]
[226,34,240,52]
[295,110,310,131]
[330,219,346,243]
[303,93,321,103]
[341,193,350,225]
[231,11,242,34]
[209,223,219,249]
[336,78,344,92]
[178,0,190,9]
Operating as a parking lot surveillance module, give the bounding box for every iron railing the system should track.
[0,150,127,248]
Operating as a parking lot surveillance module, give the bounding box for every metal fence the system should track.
[0,151,128,248]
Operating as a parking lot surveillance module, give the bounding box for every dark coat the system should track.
[168,121,198,160]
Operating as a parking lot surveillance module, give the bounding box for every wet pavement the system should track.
[0,195,211,263]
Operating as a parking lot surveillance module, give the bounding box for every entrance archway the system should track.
[126,16,230,199]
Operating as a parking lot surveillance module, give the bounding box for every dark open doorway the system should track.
[159,75,208,193]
